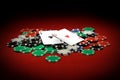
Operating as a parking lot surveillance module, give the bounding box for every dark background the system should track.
[0,1,120,24]
[0,1,120,80]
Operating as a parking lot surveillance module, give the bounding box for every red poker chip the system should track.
[97,41,110,47]
[32,29,41,35]
[26,32,37,37]
[84,37,98,42]
[25,29,40,37]
[95,35,107,41]
[79,40,90,46]
[31,29,39,32]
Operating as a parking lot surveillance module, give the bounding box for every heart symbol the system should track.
[65,35,70,38]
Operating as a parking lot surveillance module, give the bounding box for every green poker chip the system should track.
[45,46,57,54]
[81,49,95,55]
[13,46,27,52]
[32,50,46,56]
[82,27,94,31]
[21,47,32,53]
[22,31,28,35]
[76,32,87,38]
[32,44,44,50]
[45,55,61,62]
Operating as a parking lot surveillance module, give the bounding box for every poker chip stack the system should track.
[6,27,110,62]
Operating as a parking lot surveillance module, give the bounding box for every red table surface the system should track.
[0,15,120,80]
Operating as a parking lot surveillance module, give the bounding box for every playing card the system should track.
[39,30,63,45]
[52,28,84,45]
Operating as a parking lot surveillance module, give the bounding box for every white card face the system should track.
[52,28,84,45]
[39,30,63,45]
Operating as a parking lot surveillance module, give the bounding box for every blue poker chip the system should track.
[77,45,83,52]
[71,28,80,33]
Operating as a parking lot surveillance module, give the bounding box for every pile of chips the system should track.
[6,27,110,62]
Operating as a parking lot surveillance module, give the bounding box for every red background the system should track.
[0,15,120,80]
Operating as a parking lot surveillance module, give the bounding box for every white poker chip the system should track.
[57,49,71,56]
[66,45,79,52]
[12,35,26,42]
[28,36,34,39]
[18,35,26,39]
[82,31,94,35]
[11,38,21,42]
[57,44,79,55]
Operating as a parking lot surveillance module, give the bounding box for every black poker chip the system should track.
[7,41,18,47]
[90,44,103,51]
[87,33,96,37]
[21,39,29,46]
[53,44,67,50]
[20,35,42,47]
[26,43,37,47]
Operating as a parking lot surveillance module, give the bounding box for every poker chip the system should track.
[21,47,33,53]
[53,44,67,49]
[45,46,57,54]
[26,32,36,37]
[71,28,80,33]
[22,31,28,35]
[82,27,95,31]
[7,41,19,47]
[77,45,83,52]
[90,44,104,51]
[97,41,110,47]
[18,35,26,39]
[45,55,61,62]
[57,49,71,56]
[11,38,21,42]
[76,32,88,38]
[95,35,107,41]
[32,50,46,56]
[13,46,27,52]
[26,43,37,47]
[7,28,110,62]
[81,49,95,55]
[78,40,90,46]
[85,37,98,43]
[87,32,96,37]
[21,36,42,47]
[32,44,44,50]
[66,44,79,52]
[82,31,94,35]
